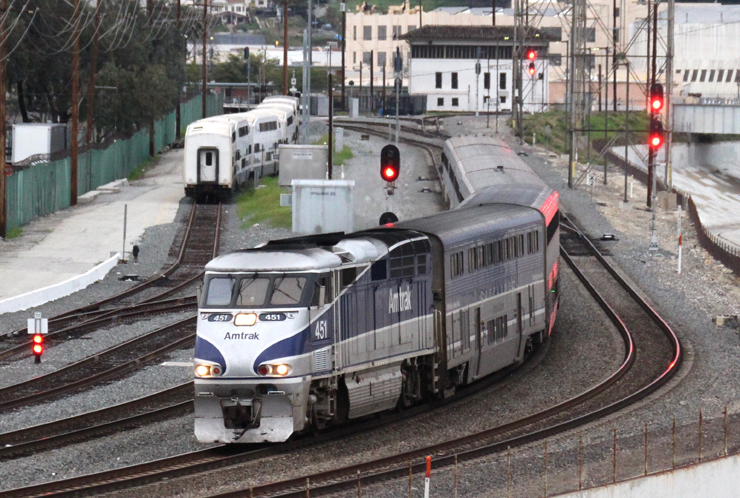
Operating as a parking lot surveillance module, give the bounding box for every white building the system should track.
[401,26,549,113]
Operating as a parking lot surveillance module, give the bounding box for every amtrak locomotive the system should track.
[193,135,560,443]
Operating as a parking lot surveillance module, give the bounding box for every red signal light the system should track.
[382,166,399,182]
[528,62,535,76]
[649,117,664,150]
[649,83,664,112]
[32,334,44,358]
[527,50,536,60]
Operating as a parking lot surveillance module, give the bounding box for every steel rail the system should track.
[1,202,222,357]
[212,220,680,498]
[0,317,197,412]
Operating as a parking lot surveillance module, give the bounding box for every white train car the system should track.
[244,108,282,177]
[257,102,298,144]
[183,96,300,200]
[183,115,251,200]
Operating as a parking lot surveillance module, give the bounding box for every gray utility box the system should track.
[292,179,355,235]
[278,144,328,187]
[11,123,67,165]
[310,95,331,116]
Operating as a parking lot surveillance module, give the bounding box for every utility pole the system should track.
[0,0,6,239]
[370,50,374,114]
[283,0,288,94]
[665,0,675,187]
[328,72,333,179]
[647,0,657,208]
[492,0,496,26]
[86,4,100,193]
[513,0,520,142]
[202,0,208,118]
[176,0,182,140]
[419,0,422,28]
[70,0,80,206]
[341,2,346,110]
[612,0,618,112]
[382,64,386,114]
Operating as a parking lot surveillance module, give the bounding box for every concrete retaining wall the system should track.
[555,454,740,498]
[0,253,120,314]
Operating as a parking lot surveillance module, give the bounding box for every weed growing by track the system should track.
[235,177,292,229]
[128,155,160,181]
[6,227,22,239]
[315,134,354,166]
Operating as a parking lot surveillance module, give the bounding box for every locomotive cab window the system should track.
[236,277,270,306]
[203,276,234,306]
[204,152,213,166]
[270,276,307,305]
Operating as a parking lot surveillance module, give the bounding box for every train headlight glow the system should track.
[234,312,258,326]
[195,364,211,377]
[257,364,291,376]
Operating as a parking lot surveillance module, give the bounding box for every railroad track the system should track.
[196,214,680,498]
[0,126,681,498]
[0,351,538,498]
[0,202,221,357]
[0,316,197,412]
[0,383,193,460]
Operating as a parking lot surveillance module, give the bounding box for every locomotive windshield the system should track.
[202,273,310,308]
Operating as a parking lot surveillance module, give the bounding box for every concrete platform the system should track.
[0,149,184,312]
[610,143,740,253]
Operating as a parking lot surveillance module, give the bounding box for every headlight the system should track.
[234,312,257,326]
[195,364,222,377]
[257,364,291,376]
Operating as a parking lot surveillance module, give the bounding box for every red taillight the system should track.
[258,365,270,376]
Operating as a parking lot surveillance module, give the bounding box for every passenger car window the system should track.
[236,277,270,306]
[270,277,306,305]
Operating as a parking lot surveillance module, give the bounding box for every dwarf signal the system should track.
[380,144,400,183]
[27,312,48,364]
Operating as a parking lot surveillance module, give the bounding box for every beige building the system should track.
[345,0,651,108]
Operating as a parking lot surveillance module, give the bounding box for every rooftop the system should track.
[399,25,549,42]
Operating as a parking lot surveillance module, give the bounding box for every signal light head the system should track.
[33,344,43,355]
[528,62,535,76]
[650,135,663,147]
[649,117,665,150]
[380,144,401,183]
[527,50,536,60]
[649,83,664,112]
[32,334,43,344]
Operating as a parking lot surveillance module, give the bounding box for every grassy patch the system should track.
[6,227,22,239]
[128,155,160,181]
[520,111,650,162]
[314,134,354,165]
[235,176,292,229]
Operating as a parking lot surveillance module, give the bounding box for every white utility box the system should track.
[291,179,355,235]
[278,144,329,186]
[11,123,67,164]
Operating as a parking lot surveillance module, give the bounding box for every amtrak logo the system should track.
[224,332,260,340]
[389,285,412,313]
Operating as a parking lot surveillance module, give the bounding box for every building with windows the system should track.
[401,26,549,113]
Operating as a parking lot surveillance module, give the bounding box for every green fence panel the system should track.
[5,93,223,232]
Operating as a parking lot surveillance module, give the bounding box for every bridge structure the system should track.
[673,102,740,134]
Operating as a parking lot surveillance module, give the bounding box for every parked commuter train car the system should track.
[193,134,560,444]
[183,114,252,199]
[183,98,299,200]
